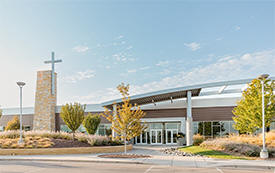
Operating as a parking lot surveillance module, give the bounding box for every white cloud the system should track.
[184,42,201,51]
[156,60,169,66]
[127,69,137,73]
[234,26,241,31]
[105,65,111,69]
[126,46,133,50]
[160,69,171,75]
[64,70,95,83]
[140,66,150,70]
[115,35,124,40]
[71,49,275,104]
[73,45,89,53]
[112,52,135,63]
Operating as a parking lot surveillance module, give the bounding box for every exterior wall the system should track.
[57,112,109,126]
[33,71,57,131]
[192,106,235,121]
[0,114,33,130]
[0,106,236,130]
[142,106,235,121]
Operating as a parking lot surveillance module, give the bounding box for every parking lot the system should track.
[0,160,273,173]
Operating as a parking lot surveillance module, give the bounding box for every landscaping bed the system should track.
[173,131,275,160]
[199,131,275,158]
[0,130,122,149]
[178,146,252,160]
[51,138,91,148]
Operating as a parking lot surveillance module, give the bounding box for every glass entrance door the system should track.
[151,129,162,144]
[135,132,147,145]
[166,129,178,145]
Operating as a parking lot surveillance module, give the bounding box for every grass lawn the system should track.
[179,146,254,160]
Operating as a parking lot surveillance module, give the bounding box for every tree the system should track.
[233,78,275,134]
[101,83,147,154]
[5,116,20,131]
[60,103,85,138]
[83,113,101,135]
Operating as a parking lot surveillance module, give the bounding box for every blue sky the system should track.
[0,0,274,108]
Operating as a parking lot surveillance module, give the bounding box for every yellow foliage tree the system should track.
[101,83,147,154]
[5,116,20,131]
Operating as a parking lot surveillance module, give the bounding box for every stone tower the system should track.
[33,70,57,131]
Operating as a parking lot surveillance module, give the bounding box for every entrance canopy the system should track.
[103,87,201,109]
[101,77,275,109]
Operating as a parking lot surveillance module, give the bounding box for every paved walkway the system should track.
[0,146,274,170]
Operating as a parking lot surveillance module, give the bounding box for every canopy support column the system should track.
[112,104,117,140]
[186,90,193,146]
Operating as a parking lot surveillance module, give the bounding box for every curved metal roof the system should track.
[101,77,275,109]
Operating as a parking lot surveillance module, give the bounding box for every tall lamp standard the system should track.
[258,74,269,159]
[16,81,26,144]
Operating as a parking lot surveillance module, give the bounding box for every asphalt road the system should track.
[0,160,273,173]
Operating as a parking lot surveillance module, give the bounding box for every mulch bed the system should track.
[51,139,91,148]
[98,154,151,158]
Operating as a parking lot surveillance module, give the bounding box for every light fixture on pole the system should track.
[17,81,25,144]
[258,74,269,159]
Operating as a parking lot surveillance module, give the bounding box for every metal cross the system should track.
[44,52,62,95]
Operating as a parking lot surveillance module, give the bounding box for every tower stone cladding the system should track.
[33,70,57,131]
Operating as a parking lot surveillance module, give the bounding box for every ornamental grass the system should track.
[200,131,275,157]
[0,130,118,149]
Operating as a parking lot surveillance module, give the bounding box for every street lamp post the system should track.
[258,74,269,159]
[17,81,26,144]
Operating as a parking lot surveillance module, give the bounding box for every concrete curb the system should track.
[0,157,274,170]
[217,165,275,170]
[0,158,144,165]
[0,145,133,155]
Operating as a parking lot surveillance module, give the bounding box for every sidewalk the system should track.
[0,146,274,170]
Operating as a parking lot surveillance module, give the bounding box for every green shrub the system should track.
[5,116,20,131]
[83,113,101,135]
[60,103,85,137]
[193,134,205,146]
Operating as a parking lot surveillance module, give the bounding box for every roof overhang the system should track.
[102,88,201,109]
[101,77,275,109]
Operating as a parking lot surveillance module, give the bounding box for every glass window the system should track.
[229,121,239,134]
[146,132,150,144]
[137,135,141,143]
[165,123,178,129]
[0,126,4,132]
[204,122,212,136]
[197,121,238,137]
[60,125,72,132]
[142,132,146,143]
[24,126,31,131]
[220,121,230,136]
[270,122,275,130]
[98,125,105,136]
[193,122,199,134]
[150,123,162,129]
[97,124,112,136]
[213,125,220,136]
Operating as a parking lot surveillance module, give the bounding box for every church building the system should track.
[0,52,274,145]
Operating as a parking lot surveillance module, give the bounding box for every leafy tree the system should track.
[5,116,20,131]
[101,83,147,154]
[233,78,275,134]
[83,113,101,135]
[60,103,85,138]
